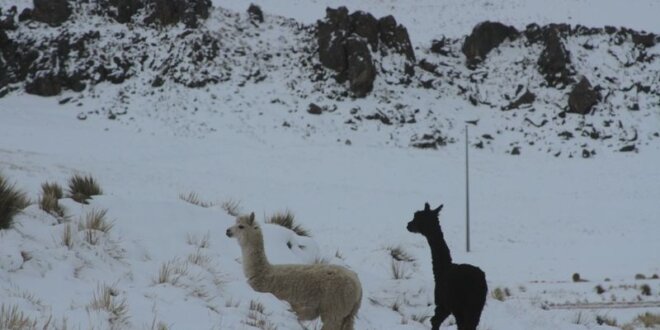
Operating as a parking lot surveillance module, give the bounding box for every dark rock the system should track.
[462,21,519,67]
[18,8,32,22]
[510,146,521,155]
[418,59,437,73]
[145,0,211,28]
[503,90,536,110]
[631,32,656,48]
[568,77,600,115]
[307,103,323,115]
[25,73,61,96]
[317,7,350,73]
[104,0,144,23]
[378,15,415,62]
[537,28,573,87]
[619,145,636,152]
[582,149,591,158]
[0,7,17,30]
[151,76,164,87]
[430,37,450,55]
[524,23,543,43]
[604,26,617,34]
[32,0,72,26]
[350,11,379,50]
[345,37,376,97]
[247,4,263,23]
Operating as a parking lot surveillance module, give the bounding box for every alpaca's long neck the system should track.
[425,226,453,275]
[239,232,271,281]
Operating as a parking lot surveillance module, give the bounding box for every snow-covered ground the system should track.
[1,1,660,329]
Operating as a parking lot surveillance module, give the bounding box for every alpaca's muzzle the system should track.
[226,228,233,237]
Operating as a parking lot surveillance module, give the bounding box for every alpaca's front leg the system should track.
[431,305,451,330]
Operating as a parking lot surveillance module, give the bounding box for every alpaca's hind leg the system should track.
[340,313,355,330]
[430,306,451,330]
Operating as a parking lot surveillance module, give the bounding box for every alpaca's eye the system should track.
[238,225,244,229]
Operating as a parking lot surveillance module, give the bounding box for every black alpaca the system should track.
[407,203,487,330]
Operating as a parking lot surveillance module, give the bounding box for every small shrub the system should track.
[596,315,617,327]
[179,192,214,208]
[221,199,241,216]
[67,174,102,204]
[652,274,659,279]
[640,284,651,296]
[0,304,37,329]
[266,210,310,237]
[635,273,647,280]
[595,285,606,294]
[387,245,415,262]
[0,174,30,230]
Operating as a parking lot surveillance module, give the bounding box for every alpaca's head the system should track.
[226,212,262,246]
[407,202,443,235]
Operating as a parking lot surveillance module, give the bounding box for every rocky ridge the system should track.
[0,1,658,157]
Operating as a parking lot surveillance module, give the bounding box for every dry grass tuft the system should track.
[62,223,74,249]
[640,284,652,296]
[635,312,660,328]
[88,284,129,326]
[67,174,102,204]
[154,259,189,285]
[220,199,242,216]
[0,174,30,230]
[387,245,415,262]
[0,304,37,329]
[266,210,310,237]
[187,249,211,267]
[390,260,411,280]
[186,232,211,248]
[79,209,113,233]
[596,315,618,327]
[39,182,67,219]
[244,300,277,330]
[179,192,214,208]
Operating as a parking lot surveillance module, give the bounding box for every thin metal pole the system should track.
[465,125,471,253]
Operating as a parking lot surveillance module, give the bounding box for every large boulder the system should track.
[350,11,379,50]
[567,77,600,114]
[144,0,211,28]
[25,73,61,96]
[537,28,573,87]
[317,7,350,73]
[316,7,416,97]
[377,15,415,62]
[32,0,71,26]
[345,37,376,97]
[462,21,519,68]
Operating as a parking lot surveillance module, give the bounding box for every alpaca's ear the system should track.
[424,202,431,211]
[433,204,444,214]
[248,212,255,225]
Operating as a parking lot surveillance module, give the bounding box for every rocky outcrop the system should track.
[31,0,71,27]
[247,4,263,23]
[102,0,144,23]
[144,0,212,28]
[537,28,573,87]
[568,77,600,114]
[316,6,415,97]
[462,21,519,68]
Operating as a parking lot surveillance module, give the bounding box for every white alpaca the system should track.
[226,213,362,330]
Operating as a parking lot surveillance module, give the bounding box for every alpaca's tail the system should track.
[341,284,362,330]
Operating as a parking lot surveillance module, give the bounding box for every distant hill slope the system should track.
[0,0,658,157]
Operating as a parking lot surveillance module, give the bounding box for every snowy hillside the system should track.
[1,0,660,329]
